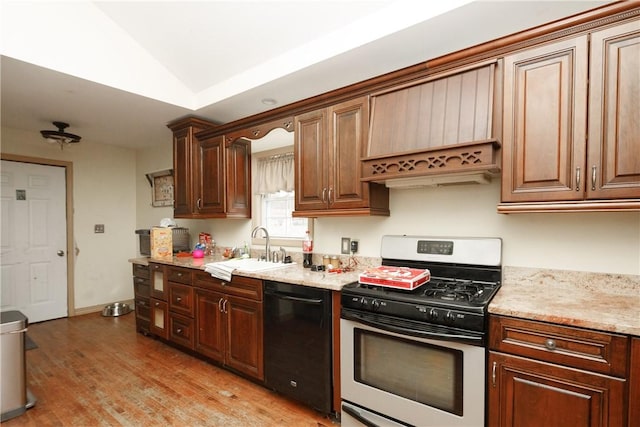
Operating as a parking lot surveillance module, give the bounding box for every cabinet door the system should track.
[501,36,589,202]
[149,263,166,301]
[150,299,168,339]
[173,127,196,217]
[630,338,640,427]
[194,288,225,363]
[587,18,640,199]
[295,109,328,211]
[225,138,251,217]
[224,295,264,381]
[488,351,626,427]
[197,135,225,215]
[328,97,370,210]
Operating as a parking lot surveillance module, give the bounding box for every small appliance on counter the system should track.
[135,227,190,256]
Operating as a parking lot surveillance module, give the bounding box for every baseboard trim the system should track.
[73,299,134,316]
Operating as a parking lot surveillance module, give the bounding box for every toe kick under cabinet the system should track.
[488,315,629,427]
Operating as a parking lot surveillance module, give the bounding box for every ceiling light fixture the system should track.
[40,121,82,150]
[261,98,277,106]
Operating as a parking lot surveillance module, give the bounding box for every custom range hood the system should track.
[362,61,501,188]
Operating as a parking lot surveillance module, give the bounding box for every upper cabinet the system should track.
[362,61,501,186]
[168,117,216,217]
[293,96,389,217]
[168,118,251,219]
[499,16,640,212]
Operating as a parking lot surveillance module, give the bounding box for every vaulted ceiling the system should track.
[1,1,615,150]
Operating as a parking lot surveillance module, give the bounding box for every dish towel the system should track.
[204,262,235,282]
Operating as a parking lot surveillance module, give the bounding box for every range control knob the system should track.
[359,297,368,308]
[428,308,439,320]
[371,299,381,311]
[445,311,456,323]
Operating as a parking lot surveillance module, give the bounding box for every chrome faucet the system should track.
[251,226,271,262]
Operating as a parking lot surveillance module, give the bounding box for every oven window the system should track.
[354,328,463,416]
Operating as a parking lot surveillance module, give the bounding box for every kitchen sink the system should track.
[215,258,296,272]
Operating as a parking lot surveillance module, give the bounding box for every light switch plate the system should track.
[94,224,105,233]
[341,237,351,254]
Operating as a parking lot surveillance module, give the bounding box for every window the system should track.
[261,191,307,239]
[252,149,310,248]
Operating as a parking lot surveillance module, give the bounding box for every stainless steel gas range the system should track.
[340,235,502,427]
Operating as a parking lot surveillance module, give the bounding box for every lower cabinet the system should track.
[132,264,151,335]
[193,273,264,381]
[488,315,629,427]
[150,299,168,339]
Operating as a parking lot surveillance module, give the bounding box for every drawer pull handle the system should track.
[545,338,557,350]
[492,361,497,387]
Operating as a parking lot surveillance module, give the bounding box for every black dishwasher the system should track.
[264,281,332,414]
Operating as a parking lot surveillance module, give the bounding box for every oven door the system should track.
[340,317,486,427]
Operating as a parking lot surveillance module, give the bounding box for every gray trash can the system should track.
[1,311,35,421]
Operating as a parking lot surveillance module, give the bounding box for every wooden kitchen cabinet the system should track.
[293,96,389,217]
[499,17,640,212]
[150,299,168,339]
[168,117,250,218]
[194,134,251,218]
[629,338,640,427]
[132,263,151,335]
[168,117,217,217]
[193,272,264,381]
[488,315,629,427]
[149,262,166,301]
[166,268,194,350]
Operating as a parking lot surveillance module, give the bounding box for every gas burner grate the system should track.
[423,279,488,303]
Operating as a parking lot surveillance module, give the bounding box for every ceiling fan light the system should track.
[40,121,82,149]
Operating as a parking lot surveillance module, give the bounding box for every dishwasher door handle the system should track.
[265,291,323,305]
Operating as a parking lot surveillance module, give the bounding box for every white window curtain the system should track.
[255,153,294,195]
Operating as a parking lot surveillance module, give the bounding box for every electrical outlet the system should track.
[94,224,105,233]
[341,237,351,254]
[350,240,359,254]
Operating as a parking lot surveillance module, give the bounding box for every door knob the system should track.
[57,250,65,257]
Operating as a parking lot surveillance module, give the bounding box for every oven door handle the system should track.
[343,310,483,342]
[342,403,381,427]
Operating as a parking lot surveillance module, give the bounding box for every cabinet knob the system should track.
[545,338,557,351]
[177,328,182,334]
[176,297,182,302]
[155,302,160,307]
[177,272,183,277]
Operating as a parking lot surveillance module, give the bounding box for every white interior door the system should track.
[1,160,68,322]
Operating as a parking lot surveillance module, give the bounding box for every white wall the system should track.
[134,141,640,276]
[2,126,138,310]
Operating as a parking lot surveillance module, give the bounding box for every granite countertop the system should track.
[130,257,640,336]
[491,267,640,337]
[128,256,362,291]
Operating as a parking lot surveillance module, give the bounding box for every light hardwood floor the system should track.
[4,313,337,426]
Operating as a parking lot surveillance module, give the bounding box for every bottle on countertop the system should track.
[302,230,313,268]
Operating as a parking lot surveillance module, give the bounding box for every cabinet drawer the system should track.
[167,266,192,284]
[132,263,150,279]
[133,277,150,298]
[489,315,628,377]
[135,298,151,321]
[194,271,262,301]
[168,282,194,317]
[169,312,195,349]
